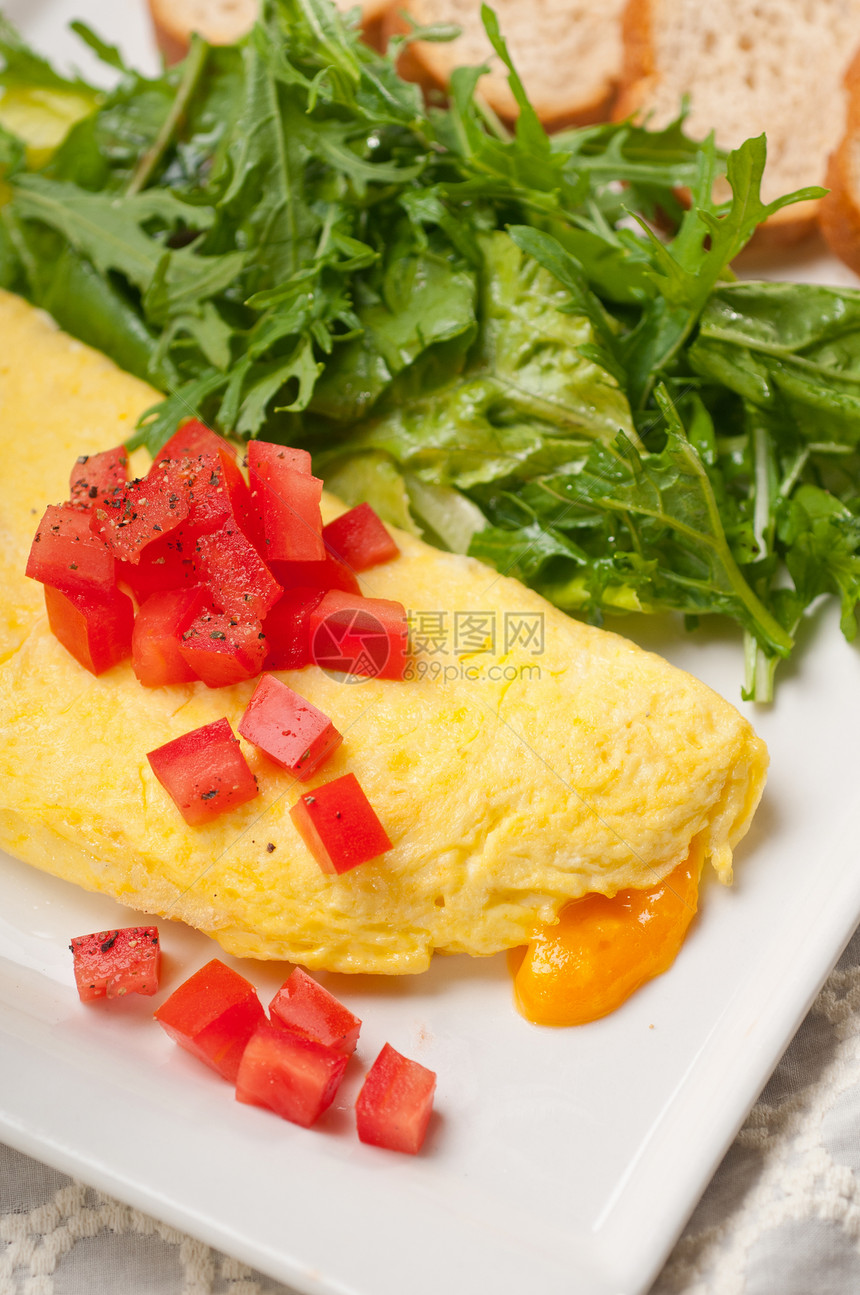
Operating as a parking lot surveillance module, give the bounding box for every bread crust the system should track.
[819,47,860,273]
[389,0,622,132]
[614,0,838,246]
[148,0,393,62]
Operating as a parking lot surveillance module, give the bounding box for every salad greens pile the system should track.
[0,0,858,700]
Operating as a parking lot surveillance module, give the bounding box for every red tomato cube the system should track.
[174,451,234,535]
[147,717,258,825]
[238,674,342,780]
[91,460,191,562]
[247,441,311,478]
[178,608,266,688]
[27,504,116,598]
[117,529,199,603]
[248,444,325,562]
[44,584,134,675]
[195,523,283,621]
[309,589,409,681]
[355,1043,436,1154]
[69,446,129,510]
[154,958,265,1082]
[270,556,361,596]
[322,503,399,571]
[235,1020,348,1127]
[262,587,325,670]
[151,446,254,543]
[156,419,237,463]
[289,772,392,874]
[131,587,210,687]
[70,926,161,1002]
[269,967,361,1057]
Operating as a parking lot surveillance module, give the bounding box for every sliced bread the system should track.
[615,0,860,243]
[149,0,394,63]
[389,0,628,131]
[820,51,860,274]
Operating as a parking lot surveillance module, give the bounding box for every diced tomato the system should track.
[178,608,266,688]
[44,584,134,675]
[289,772,392,874]
[154,957,265,1082]
[131,587,209,687]
[156,419,237,463]
[309,589,409,681]
[69,446,129,510]
[249,445,325,562]
[247,441,311,478]
[147,717,258,825]
[262,587,325,670]
[269,967,361,1057]
[117,529,199,603]
[70,926,161,1002]
[91,460,191,563]
[152,451,255,544]
[174,452,234,535]
[322,503,399,572]
[195,523,283,621]
[235,1020,348,1127]
[238,674,342,779]
[27,504,116,598]
[355,1043,436,1154]
[270,556,361,596]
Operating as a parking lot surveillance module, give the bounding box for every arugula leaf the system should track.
[690,281,860,445]
[623,135,825,407]
[778,484,860,641]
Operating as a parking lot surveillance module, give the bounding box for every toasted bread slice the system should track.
[389,0,627,132]
[616,0,860,244]
[149,0,394,63]
[820,50,860,274]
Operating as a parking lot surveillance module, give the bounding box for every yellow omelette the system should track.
[0,291,767,975]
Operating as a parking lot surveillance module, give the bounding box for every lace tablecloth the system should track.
[4,928,860,1295]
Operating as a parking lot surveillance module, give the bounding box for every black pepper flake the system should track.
[335,810,342,819]
[76,454,90,465]
[88,485,98,499]
[210,630,226,640]
[152,523,163,532]
[201,789,218,800]
[100,932,119,952]
[266,842,276,853]
[69,562,78,570]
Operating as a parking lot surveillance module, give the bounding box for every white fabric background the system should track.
[5,927,860,1295]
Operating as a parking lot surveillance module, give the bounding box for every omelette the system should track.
[0,291,768,975]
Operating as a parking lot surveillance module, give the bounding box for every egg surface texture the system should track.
[0,291,768,974]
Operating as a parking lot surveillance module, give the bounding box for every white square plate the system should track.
[2,5,859,1291]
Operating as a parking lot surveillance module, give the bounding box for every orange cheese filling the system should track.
[510,839,703,1026]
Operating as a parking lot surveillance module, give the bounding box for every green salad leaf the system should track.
[0,0,857,699]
